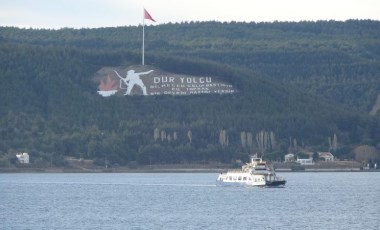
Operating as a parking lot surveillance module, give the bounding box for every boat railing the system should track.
[226,169,246,173]
[220,169,245,175]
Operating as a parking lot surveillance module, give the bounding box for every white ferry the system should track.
[217,154,286,187]
[216,170,266,187]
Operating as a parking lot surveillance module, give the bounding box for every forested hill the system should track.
[0,20,379,167]
[2,20,380,112]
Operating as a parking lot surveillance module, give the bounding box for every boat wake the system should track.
[141,183,216,187]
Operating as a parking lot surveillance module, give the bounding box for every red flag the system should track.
[144,8,156,22]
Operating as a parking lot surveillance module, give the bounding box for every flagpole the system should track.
[142,8,145,66]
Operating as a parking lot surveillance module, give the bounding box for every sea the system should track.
[1,172,379,230]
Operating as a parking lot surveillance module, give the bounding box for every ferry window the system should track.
[238,176,241,181]
[248,177,251,181]
[243,177,247,181]
[229,176,232,180]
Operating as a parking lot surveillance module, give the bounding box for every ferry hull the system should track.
[217,179,285,187]
[216,180,266,187]
[265,180,286,187]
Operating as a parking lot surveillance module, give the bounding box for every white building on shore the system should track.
[296,157,314,165]
[284,153,295,162]
[16,152,29,164]
[318,152,334,162]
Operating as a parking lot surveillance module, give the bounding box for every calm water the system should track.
[1,172,379,230]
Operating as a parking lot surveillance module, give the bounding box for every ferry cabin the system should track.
[217,172,266,186]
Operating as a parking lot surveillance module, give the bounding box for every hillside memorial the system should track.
[95,66,237,97]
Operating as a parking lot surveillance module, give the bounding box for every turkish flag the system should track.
[144,9,156,22]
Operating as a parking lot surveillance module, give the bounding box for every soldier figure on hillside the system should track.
[113,69,153,95]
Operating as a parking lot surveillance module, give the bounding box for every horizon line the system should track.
[2,18,379,30]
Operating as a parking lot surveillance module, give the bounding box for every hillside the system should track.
[2,20,380,112]
[0,21,379,167]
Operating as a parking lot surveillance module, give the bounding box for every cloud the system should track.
[1,0,379,29]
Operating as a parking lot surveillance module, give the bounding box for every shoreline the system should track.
[1,167,378,173]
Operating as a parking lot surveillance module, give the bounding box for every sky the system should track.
[1,0,380,29]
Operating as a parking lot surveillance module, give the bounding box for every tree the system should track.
[353,145,379,163]
[312,152,319,162]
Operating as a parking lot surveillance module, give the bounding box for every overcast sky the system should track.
[1,0,380,29]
